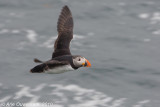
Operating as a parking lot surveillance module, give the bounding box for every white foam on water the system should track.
[150,12,160,24]
[138,12,160,25]
[50,84,68,103]
[139,12,160,36]
[15,29,37,50]
[138,13,149,19]
[152,29,160,35]
[0,83,153,107]
[26,30,37,43]
[111,98,127,107]
[0,29,20,34]
[133,100,150,107]
[25,96,41,107]
[49,84,126,107]
[64,84,95,95]
[14,85,36,99]
[39,36,57,48]
[0,96,11,103]
[0,29,9,34]
[73,34,85,40]
[16,32,95,50]
[11,30,20,34]
[31,83,46,92]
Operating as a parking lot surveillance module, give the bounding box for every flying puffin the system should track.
[30,5,91,74]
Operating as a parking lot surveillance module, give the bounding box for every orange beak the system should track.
[83,59,91,67]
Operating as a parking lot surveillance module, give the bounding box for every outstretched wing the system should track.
[52,5,73,58]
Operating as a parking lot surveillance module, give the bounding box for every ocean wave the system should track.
[3,29,95,50]
[39,36,57,48]
[73,34,85,40]
[0,29,9,34]
[138,12,160,24]
[0,29,21,34]
[138,12,160,36]
[26,30,37,43]
[152,29,160,35]
[0,83,151,107]
[138,13,149,19]
[151,12,160,24]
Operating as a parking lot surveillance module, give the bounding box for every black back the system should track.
[30,55,78,73]
[53,55,78,69]
[30,60,69,73]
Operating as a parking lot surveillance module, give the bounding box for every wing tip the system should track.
[57,5,73,33]
[60,5,72,19]
[62,5,70,11]
[61,5,72,16]
[63,5,69,9]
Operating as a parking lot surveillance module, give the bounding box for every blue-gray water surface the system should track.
[0,0,160,107]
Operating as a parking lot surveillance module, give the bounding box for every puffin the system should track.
[30,5,91,74]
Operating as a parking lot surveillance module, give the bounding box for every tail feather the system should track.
[30,64,46,73]
[34,58,43,63]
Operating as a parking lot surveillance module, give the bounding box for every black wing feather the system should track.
[52,5,73,58]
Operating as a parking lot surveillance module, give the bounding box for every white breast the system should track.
[44,65,74,74]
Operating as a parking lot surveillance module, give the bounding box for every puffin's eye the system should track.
[78,58,81,61]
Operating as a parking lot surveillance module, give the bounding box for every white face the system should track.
[73,56,86,67]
